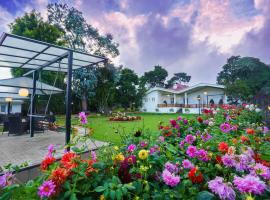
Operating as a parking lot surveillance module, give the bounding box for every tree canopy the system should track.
[167,72,191,88]
[47,3,120,111]
[217,56,270,103]
[141,65,168,88]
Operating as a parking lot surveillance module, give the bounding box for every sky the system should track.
[0,0,269,84]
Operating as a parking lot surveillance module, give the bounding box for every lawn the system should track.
[56,113,194,144]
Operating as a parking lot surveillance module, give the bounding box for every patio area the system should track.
[0,128,107,167]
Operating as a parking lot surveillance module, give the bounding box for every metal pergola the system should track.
[0,33,107,147]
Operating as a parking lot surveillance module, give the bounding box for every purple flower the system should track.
[162,169,180,187]
[208,176,236,200]
[179,140,185,149]
[186,145,197,158]
[195,130,201,136]
[182,159,194,169]
[201,132,212,142]
[47,144,55,158]
[234,154,252,172]
[140,141,147,148]
[79,111,87,125]
[165,162,179,173]
[233,175,266,195]
[127,144,136,153]
[185,134,195,144]
[38,180,56,198]
[183,119,188,124]
[222,154,235,167]
[250,163,270,180]
[174,124,180,130]
[196,149,209,162]
[220,123,231,133]
[203,120,209,125]
[91,151,97,161]
[262,126,269,134]
[187,127,193,132]
[0,172,14,188]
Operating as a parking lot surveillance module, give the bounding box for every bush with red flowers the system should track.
[1,104,270,200]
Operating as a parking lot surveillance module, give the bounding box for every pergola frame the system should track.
[0,33,107,147]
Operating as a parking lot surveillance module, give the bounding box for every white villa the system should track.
[141,83,228,114]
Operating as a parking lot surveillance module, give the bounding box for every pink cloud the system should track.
[192,0,264,53]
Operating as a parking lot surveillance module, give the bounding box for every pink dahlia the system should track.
[250,163,270,180]
[208,176,235,200]
[222,154,235,167]
[79,111,87,125]
[185,134,195,144]
[127,144,136,153]
[162,169,180,187]
[186,145,197,158]
[220,123,231,133]
[38,180,56,198]
[233,175,266,195]
[165,162,179,173]
[196,149,209,162]
[182,159,194,169]
[0,172,14,188]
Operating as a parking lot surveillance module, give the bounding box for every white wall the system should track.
[186,87,225,105]
[141,91,159,112]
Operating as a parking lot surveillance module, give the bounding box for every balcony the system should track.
[157,104,210,108]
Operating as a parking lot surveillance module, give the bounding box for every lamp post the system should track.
[5,97,12,114]
[197,95,201,115]
[204,91,208,107]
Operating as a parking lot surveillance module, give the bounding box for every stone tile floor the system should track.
[0,127,107,167]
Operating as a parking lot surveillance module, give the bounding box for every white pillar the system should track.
[184,93,187,107]
[173,93,176,105]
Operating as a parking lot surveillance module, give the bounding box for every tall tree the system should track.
[141,65,168,88]
[167,72,191,88]
[116,68,140,110]
[217,56,270,103]
[93,64,120,114]
[47,3,119,111]
[9,10,66,113]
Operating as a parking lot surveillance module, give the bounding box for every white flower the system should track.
[255,108,261,112]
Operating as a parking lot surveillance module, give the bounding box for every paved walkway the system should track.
[0,127,107,167]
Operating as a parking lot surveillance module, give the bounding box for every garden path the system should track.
[0,129,107,168]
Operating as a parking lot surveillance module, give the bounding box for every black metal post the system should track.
[199,99,201,115]
[30,71,38,137]
[206,95,208,107]
[65,51,73,149]
[7,102,11,114]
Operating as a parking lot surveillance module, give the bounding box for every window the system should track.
[152,97,155,102]
[0,105,5,113]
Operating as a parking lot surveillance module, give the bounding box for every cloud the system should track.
[191,0,264,53]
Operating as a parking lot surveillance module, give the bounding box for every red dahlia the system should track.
[40,156,56,171]
[218,142,228,153]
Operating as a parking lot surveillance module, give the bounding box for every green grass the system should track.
[56,113,193,144]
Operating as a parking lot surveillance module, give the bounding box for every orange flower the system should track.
[240,135,249,144]
[50,167,69,186]
[246,128,255,135]
[231,138,238,145]
[218,142,228,153]
[40,156,56,171]
[84,160,98,176]
[60,152,79,170]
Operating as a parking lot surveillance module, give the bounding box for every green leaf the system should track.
[116,189,122,200]
[196,191,215,200]
[70,193,78,200]
[110,190,116,200]
[95,186,106,192]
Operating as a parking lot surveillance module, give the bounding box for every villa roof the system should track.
[146,83,225,95]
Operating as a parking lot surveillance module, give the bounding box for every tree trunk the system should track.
[81,93,88,111]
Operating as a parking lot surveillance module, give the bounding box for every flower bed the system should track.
[1,105,270,199]
[109,112,141,121]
